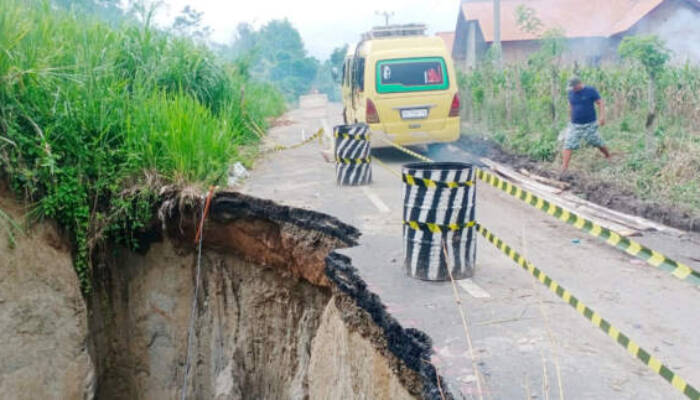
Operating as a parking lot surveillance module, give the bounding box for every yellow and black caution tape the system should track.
[476,223,700,400]
[336,156,372,165]
[374,137,700,286]
[475,169,700,286]
[243,115,267,139]
[335,132,370,141]
[377,137,433,162]
[262,128,324,154]
[404,220,476,234]
[372,135,699,398]
[403,173,474,189]
[364,133,698,398]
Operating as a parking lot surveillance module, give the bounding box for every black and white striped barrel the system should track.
[402,162,477,281]
[334,124,372,186]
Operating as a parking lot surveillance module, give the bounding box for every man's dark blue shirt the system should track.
[568,86,601,124]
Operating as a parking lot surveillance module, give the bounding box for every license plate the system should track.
[400,108,428,119]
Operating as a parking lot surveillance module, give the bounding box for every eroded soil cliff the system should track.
[1,188,449,399]
[0,186,95,400]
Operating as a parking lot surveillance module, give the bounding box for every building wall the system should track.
[474,25,489,62]
[454,19,488,70]
[459,34,620,67]
[497,37,618,66]
[455,0,700,66]
[500,40,541,64]
[453,11,468,62]
[623,0,700,63]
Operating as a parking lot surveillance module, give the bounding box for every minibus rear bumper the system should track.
[367,118,460,148]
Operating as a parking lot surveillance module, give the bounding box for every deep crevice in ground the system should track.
[447,135,700,233]
[87,190,452,399]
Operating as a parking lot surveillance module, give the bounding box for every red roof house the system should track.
[453,0,700,67]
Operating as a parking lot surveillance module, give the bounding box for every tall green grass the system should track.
[0,0,285,291]
[459,61,700,214]
[124,90,250,182]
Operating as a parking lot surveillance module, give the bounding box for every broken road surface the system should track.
[242,98,700,400]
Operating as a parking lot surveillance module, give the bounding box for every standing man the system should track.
[561,76,611,175]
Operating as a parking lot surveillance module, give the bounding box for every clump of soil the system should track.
[455,135,700,232]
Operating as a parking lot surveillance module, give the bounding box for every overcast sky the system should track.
[155,0,461,59]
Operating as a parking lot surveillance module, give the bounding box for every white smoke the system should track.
[648,6,700,64]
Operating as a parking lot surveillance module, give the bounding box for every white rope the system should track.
[180,199,206,400]
[442,241,485,400]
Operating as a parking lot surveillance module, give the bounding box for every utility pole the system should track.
[375,10,394,26]
[493,0,502,67]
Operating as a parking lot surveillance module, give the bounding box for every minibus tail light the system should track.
[366,99,380,124]
[449,93,460,117]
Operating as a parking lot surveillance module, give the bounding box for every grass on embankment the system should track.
[0,0,285,290]
[458,62,700,217]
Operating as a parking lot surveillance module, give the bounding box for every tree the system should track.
[230,23,258,56]
[516,5,566,123]
[515,4,543,35]
[618,35,670,152]
[52,0,126,23]
[171,5,211,41]
[314,45,348,101]
[222,20,319,101]
[328,45,348,79]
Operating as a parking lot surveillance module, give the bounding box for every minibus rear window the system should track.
[376,57,449,94]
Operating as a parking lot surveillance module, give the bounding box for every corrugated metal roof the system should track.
[435,31,456,53]
[461,0,666,42]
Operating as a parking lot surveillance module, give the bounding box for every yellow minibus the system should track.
[341,25,460,147]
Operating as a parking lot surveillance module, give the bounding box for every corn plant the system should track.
[459,41,700,215]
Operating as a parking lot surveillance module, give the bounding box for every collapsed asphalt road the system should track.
[242,97,700,399]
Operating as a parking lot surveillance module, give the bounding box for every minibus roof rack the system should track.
[362,24,427,40]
